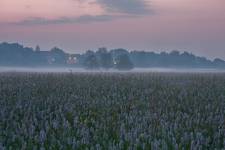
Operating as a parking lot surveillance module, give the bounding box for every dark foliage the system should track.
[0,42,225,69]
[114,54,134,70]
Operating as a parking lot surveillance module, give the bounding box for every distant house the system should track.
[67,55,77,65]
[48,57,56,64]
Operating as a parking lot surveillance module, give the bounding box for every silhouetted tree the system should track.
[96,47,113,69]
[213,58,225,68]
[35,45,40,52]
[83,50,99,69]
[50,47,67,65]
[115,54,134,70]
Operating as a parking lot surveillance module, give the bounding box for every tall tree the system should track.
[84,50,99,69]
[96,47,113,69]
[35,45,40,52]
[115,54,134,70]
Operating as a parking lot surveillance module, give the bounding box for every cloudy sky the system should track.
[0,0,225,59]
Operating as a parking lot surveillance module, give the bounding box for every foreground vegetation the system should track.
[0,72,225,149]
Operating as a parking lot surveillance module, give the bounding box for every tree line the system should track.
[0,42,225,69]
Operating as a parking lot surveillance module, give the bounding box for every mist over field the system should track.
[1,67,225,73]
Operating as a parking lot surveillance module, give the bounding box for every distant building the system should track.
[67,55,77,65]
[48,57,56,64]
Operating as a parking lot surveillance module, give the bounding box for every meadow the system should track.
[0,72,225,149]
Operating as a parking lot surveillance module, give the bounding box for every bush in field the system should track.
[0,72,224,149]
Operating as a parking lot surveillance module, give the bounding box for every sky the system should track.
[0,0,225,59]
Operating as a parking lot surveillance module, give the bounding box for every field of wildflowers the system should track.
[0,72,225,149]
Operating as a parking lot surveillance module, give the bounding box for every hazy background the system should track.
[1,67,225,73]
[0,0,225,59]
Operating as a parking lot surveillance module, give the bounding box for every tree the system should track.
[96,47,113,69]
[50,47,67,65]
[35,45,40,52]
[115,54,134,70]
[83,50,99,69]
